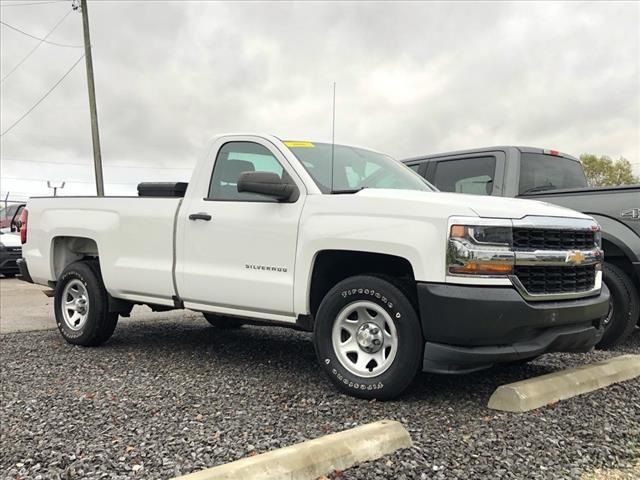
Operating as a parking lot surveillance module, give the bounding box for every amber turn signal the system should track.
[450,225,467,238]
[449,261,513,275]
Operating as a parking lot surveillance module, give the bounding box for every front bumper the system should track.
[417,282,609,373]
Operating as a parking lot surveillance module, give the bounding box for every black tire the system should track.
[54,261,118,346]
[2,272,16,278]
[313,275,423,400]
[203,313,244,329]
[596,263,639,349]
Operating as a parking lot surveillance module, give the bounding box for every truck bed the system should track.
[24,196,182,304]
[519,185,640,237]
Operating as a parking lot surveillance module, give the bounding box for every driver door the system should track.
[177,140,305,320]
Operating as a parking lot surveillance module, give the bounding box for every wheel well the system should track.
[602,238,639,292]
[51,236,99,279]
[309,250,416,317]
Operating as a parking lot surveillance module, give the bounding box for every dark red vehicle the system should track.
[0,203,25,230]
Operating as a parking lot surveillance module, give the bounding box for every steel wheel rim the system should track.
[331,300,399,378]
[61,279,90,331]
[603,298,614,328]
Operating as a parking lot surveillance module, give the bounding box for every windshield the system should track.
[284,141,433,193]
[519,153,588,194]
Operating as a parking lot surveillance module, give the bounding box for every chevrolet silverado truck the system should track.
[403,147,639,349]
[18,135,609,399]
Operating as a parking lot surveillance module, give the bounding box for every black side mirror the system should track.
[237,171,299,202]
[10,207,24,232]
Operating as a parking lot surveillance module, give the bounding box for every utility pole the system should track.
[47,181,66,197]
[79,0,104,196]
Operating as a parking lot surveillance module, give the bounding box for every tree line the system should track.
[580,154,638,186]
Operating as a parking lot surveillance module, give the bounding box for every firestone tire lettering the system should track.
[313,275,423,400]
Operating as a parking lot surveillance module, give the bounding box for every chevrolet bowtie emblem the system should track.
[565,250,585,265]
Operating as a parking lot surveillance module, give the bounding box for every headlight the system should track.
[447,224,514,276]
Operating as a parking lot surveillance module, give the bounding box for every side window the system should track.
[433,157,496,195]
[208,142,289,201]
[407,164,421,173]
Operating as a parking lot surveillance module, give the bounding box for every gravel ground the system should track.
[1,317,639,480]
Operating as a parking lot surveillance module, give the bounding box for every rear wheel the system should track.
[596,263,639,349]
[203,313,244,329]
[54,261,118,346]
[314,275,422,400]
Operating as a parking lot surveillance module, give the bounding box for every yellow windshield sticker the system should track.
[284,141,315,148]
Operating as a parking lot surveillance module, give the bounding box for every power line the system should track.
[0,53,84,137]
[0,192,34,198]
[1,158,193,170]
[1,10,73,83]
[3,175,139,185]
[0,19,82,48]
[0,1,65,6]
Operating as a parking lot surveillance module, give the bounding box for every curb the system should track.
[488,354,640,412]
[172,420,411,480]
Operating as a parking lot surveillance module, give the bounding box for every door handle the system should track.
[189,212,212,221]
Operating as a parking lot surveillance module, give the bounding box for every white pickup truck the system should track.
[18,134,609,399]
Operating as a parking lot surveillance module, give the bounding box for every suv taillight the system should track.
[19,208,28,244]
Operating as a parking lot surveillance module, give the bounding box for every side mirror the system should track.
[237,171,299,202]
[10,207,24,232]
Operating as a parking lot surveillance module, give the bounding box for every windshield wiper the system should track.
[520,184,557,195]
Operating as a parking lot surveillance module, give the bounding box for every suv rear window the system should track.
[519,153,588,194]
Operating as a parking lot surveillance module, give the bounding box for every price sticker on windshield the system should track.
[284,141,315,148]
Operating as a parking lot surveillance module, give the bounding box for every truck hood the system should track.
[0,231,21,247]
[355,189,593,220]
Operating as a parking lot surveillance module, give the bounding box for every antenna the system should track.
[330,81,336,193]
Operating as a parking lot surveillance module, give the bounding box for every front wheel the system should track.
[314,275,423,400]
[596,263,639,349]
[54,261,118,346]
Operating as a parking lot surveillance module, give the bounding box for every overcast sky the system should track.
[1,0,638,199]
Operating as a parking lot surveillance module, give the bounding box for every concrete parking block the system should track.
[172,420,411,480]
[488,354,640,412]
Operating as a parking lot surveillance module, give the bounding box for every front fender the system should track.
[590,213,640,263]
[293,212,446,314]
